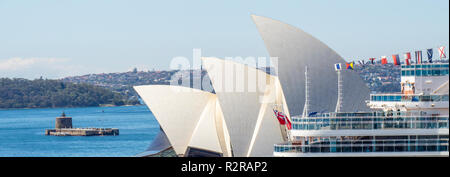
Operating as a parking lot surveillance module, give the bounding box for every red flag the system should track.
[404,52,411,60]
[273,109,291,129]
[392,54,400,65]
[369,58,375,64]
[381,56,388,64]
[405,58,410,65]
[285,116,292,130]
[273,109,285,125]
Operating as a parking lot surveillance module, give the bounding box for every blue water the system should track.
[0,105,159,157]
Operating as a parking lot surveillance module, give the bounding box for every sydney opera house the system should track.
[134,15,370,157]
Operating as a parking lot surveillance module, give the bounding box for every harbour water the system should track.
[0,105,159,157]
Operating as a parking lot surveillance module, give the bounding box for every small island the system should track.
[45,112,119,136]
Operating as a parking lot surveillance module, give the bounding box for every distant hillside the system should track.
[0,78,139,109]
[61,65,402,99]
[355,63,401,93]
[61,69,200,99]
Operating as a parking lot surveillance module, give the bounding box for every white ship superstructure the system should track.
[274,62,449,157]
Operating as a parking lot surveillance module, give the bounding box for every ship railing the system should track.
[369,94,449,102]
[274,138,449,153]
[402,63,449,68]
[291,116,449,130]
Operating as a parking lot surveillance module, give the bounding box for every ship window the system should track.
[432,69,439,76]
[388,96,394,101]
[406,70,411,76]
[421,96,431,101]
[411,70,415,76]
[401,70,405,76]
[402,96,410,101]
[442,95,449,101]
[422,70,428,76]
[416,70,421,76]
[431,95,440,101]
[384,146,394,152]
[427,70,432,75]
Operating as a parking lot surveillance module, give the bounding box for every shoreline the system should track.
[0,104,143,111]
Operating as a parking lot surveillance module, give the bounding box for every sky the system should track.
[0,0,448,79]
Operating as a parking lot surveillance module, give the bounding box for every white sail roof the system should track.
[134,85,227,156]
[251,15,370,115]
[187,94,223,153]
[202,57,289,157]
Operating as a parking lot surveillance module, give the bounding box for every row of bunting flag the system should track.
[335,46,447,70]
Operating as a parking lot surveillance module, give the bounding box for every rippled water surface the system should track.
[0,105,158,157]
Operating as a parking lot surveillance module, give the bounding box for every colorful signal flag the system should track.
[438,46,446,59]
[392,54,400,65]
[415,51,422,64]
[404,52,411,60]
[346,62,354,70]
[381,56,388,64]
[427,49,433,63]
[334,63,342,70]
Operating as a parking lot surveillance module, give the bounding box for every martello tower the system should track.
[55,112,72,129]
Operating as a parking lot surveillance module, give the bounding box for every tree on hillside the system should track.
[0,78,139,109]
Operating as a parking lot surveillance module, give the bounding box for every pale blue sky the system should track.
[0,0,448,79]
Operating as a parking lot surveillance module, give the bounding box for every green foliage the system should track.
[0,78,138,109]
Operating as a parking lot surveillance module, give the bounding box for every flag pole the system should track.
[335,69,343,112]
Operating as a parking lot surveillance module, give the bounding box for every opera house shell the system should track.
[135,58,289,157]
[134,15,370,157]
[134,85,232,157]
[251,15,370,115]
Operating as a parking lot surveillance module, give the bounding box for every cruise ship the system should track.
[274,62,449,157]
[134,15,448,157]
